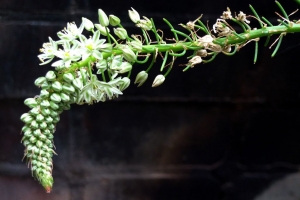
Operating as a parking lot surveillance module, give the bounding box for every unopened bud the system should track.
[114,28,127,40]
[152,74,165,87]
[98,9,109,27]
[134,71,148,87]
[109,15,121,26]
[128,7,140,23]
[82,17,94,31]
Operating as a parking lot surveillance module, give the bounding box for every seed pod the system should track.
[63,73,74,83]
[60,93,70,102]
[36,114,44,122]
[62,83,75,93]
[50,93,61,103]
[49,101,59,110]
[51,81,62,92]
[72,78,83,90]
[45,71,56,81]
[35,77,47,87]
[24,98,38,108]
[40,89,50,98]
[40,100,50,107]
[40,108,51,116]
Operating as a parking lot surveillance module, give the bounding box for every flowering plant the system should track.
[20,1,300,192]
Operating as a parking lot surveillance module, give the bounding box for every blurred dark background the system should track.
[1,0,300,199]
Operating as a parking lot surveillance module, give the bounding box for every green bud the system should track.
[60,93,70,102]
[24,98,38,108]
[41,81,51,89]
[63,73,75,83]
[61,103,71,110]
[72,78,83,90]
[49,110,59,118]
[109,15,120,26]
[21,113,30,121]
[40,89,50,98]
[114,28,127,40]
[30,107,40,116]
[47,134,54,140]
[24,130,33,137]
[95,24,109,36]
[40,108,51,116]
[22,115,34,124]
[40,100,50,107]
[49,101,59,110]
[45,71,56,81]
[50,93,61,103]
[128,7,140,23]
[62,83,75,93]
[51,81,62,92]
[30,120,39,129]
[36,140,43,148]
[45,116,53,124]
[36,114,44,122]
[44,129,52,135]
[82,17,94,31]
[98,9,109,27]
[39,134,47,141]
[39,122,48,129]
[129,40,143,51]
[22,125,31,133]
[29,136,37,143]
[118,62,132,73]
[34,77,47,87]
[119,77,130,91]
[33,129,42,136]
[134,71,148,87]
[152,74,165,87]
[122,46,136,62]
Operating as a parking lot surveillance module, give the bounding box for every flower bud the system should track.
[21,125,30,133]
[63,73,75,83]
[30,120,39,129]
[36,114,44,122]
[50,110,59,118]
[82,17,94,31]
[24,98,38,108]
[36,141,43,148]
[95,24,110,36]
[60,93,70,102]
[22,115,34,124]
[41,108,51,116]
[72,78,83,90]
[21,113,30,121]
[41,81,51,89]
[40,100,50,107]
[45,71,56,81]
[109,15,120,26]
[30,136,37,144]
[114,28,127,40]
[34,77,47,87]
[98,9,109,27]
[52,116,60,123]
[39,122,48,129]
[137,16,152,30]
[30,107,40,116]
[40,89,50,98]
[50,93,61,103]
[61,103,71,110]
[188,56,202,68]
[119,77,130,91]
[128,40,142,51]
[45,116,53,124]
[118,62,132,74]
[122,46,136,62]
[49,101,59,110]
[62,83,75,93]
[51,81,62,92]
[152,74,165,87]
[134,71,148,87]
[128,7,140,23]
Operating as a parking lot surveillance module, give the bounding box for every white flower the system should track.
[57,22,84,42]
[38,37,57,65]
[51,41,81,68]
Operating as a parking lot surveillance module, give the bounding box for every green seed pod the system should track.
[40,108,51,116]
[45,71,56,81]
[34,77,47,87]
[40,89,50,98]
[29,136,37,143]
[45,116,53,124]
[72,78,83,90]
[60,93,70,102]
[39,122,48,129]
[30,107,40,116]
[36,114,44,122]
[50,93,61,103]
[33,129,41,136]
[24,98,38,108]
[51,81,62,92]
[62,83,75,93]
[49,101,59,110]
[63,73,75,83]
[41,81,51,90]
[22,115,34,124]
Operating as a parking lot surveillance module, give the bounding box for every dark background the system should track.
[1,0,300,199]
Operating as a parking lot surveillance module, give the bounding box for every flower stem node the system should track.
[152,74,165,87]
[134,71,148,87]
[109,15,121,26]
[98,9,109,27]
